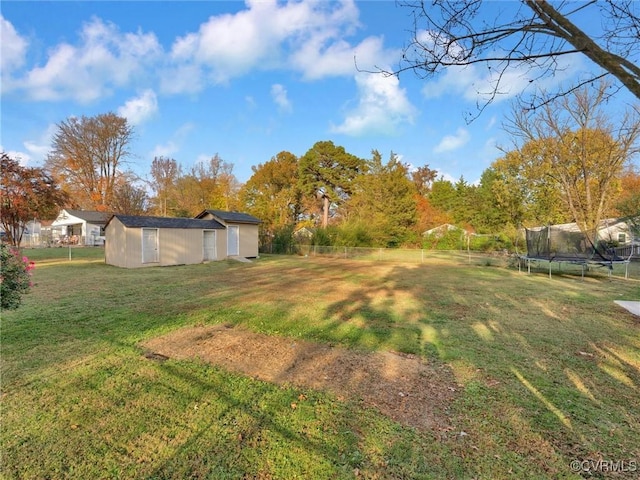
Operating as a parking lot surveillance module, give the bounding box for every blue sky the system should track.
[1,0,635,186]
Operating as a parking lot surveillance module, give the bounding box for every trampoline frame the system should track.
[518,225,633,279]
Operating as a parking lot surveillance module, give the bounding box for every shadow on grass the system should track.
[145,361,364,478]
[311,260,640,476]
[3,253,639,478]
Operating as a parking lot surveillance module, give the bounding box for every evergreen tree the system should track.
[299,141,364,228]
[344,151,417,247]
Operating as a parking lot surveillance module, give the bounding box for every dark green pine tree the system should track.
[298,141,365,228]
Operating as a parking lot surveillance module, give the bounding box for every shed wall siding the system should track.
[216,229,226,259]
[105,218,127,267]
[239,224,259,257]
[158,229,204,266]
[126,227,143,268]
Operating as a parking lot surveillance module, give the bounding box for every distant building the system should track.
[105,210,261,268]
[51,209,112,246]
[422,224,466,238]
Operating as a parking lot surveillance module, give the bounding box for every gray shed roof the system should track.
[65,209,113,224]
[196,209,261,224]
[108,215,225,230]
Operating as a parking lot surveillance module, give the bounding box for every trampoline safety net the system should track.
[525,226,623,263]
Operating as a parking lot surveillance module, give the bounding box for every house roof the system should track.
[61,209,113,224]
[196,209,261,224]
[423,223,465,235]
[108,215,225,230]
[528,218,630,233]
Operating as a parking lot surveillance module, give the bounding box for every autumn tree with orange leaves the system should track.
[1,153,68,246]
[46,113,134,211]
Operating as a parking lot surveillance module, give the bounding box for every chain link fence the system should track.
[260,243,638,279]
[260,243,513,267]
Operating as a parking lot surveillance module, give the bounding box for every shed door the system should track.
[227,225,239,256]
[203,230,216,261]
[142,228,159,263]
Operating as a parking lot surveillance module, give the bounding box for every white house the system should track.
[51,209,112,246]
[531,218,637,246]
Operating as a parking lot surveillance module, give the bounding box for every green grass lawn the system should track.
[2,248,639,479]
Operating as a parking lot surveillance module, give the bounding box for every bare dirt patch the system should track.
[142,324,459,431]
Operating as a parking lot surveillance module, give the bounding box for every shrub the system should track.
[469,233,514,252]
[312,227,338,247]
[272,225,297,254]
[422,229,465,250]
[335,221,373,247]
[1,245,35,310]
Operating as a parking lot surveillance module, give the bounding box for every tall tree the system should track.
[172,154,239,217]
[0,153,68,246]
[473,167,514,232]
[411,164,438,196]
[240,151,302,239]
[428,178,458,217]
[112,175,149,215]
[47,113,134,210]
[503,81,640,239]
[149,156,180,216]
[299,141,364,228]
[393,1,640,116]
[490,150,567,228]
[613,166,640,218]
[344,151,418,247]
[415,195,452,233]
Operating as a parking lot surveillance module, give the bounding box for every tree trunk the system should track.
[322,195,329,228]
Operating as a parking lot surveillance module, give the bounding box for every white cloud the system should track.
[2,124,58,166]
[149,122,194,159]
[290,34,391,80]
[1,147,31,167]
[331,72,416,136]
[118,90,158,125]
[271,84,292,112]
[433,128,470,153]
[151,141,179,159]
[159,64,204,95]
[1,16,28,76]
[421,44,587,105]
[422,64,485,101]
[163,0,374,92]
[166,1,307,87]
[435,170,457,183]
[23,141,49,162]
[19,17,161,102]
[245,95,257,109]
[5,1,393,100]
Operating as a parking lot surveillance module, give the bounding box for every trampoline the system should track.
[518,225,633,279]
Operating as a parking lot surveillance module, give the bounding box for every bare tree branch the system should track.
[376,0,640,119]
